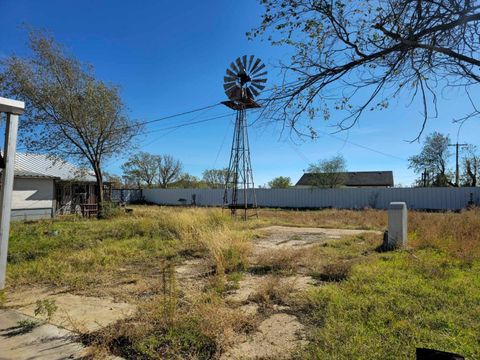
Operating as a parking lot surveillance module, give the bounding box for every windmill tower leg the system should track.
[223,108,257,219]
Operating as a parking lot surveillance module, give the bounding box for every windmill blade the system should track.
[250,58,262,74]
[245,87,254,99]
[247,55,255,71]
[226,68,237,78]
[236,57,245,72]
[251,63,266,75]
[224,76,237,84]
[248,85,259,97]
[224,84,236,92]
[252,71,267,79]
[230,62,239,74]
[224,83,238,91]
[252,78,267,84]
[251,82,266,91]
[242,55,248,70]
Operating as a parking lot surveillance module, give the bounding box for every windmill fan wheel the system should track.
[223,55,267,101]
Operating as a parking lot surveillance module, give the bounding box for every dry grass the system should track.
[256,208,387,230]
[409,209,480,262]
[313,261,353,282]
[248,275,296,309]
[7,205,480,359]
[251,248,307,274]
[86,278,256,359]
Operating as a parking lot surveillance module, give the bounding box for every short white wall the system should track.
[142,187,480,211]
[11,177,55,219]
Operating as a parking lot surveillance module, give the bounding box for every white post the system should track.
[0,97,23,290]
[388,202,407,249]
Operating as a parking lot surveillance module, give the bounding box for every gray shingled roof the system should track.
[296,171,394,187]
[14,153,96,182]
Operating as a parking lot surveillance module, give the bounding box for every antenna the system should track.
[221,55,266,220]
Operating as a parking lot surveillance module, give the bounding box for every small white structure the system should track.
[8,153,98,220]
[388,202,408,248]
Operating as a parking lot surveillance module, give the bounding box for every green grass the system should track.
[296,250,480,359]
[6,207,241,290]
[5,206,480,359]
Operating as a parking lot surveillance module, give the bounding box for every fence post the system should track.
[0,97,24,289]
[388,202,407,249]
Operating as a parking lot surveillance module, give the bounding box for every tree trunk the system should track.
[93,162,104,219]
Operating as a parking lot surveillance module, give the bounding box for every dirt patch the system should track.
[220,313,307,360]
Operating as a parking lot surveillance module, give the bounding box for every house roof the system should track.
[14,169,59,179]
[296,171,394,187]
[13,153,97,182]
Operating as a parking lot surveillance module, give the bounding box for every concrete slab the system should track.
[5,289,136,333]
[220,313,307,359]
[256,226,380,251]
[14,293,136,333]
[0,309,86,360]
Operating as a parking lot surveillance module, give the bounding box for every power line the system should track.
[212,117,234,169]
[115,102,223,133]
[318,129,407,161]
[142,113,234,136]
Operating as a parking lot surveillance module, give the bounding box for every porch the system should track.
[55,181,111,217]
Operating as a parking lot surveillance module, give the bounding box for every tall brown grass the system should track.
[409,209,480,261]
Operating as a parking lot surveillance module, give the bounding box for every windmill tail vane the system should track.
[221,55,266,220]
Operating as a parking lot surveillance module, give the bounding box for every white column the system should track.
[0,113,19,289]
[388,202,408,249]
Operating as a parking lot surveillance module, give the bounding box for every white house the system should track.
[7,153,102,220]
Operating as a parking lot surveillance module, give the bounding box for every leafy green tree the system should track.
[171,173,206,189]
[307,155,347,188]
[409,132,454,187]
[461,145,480,187]
[121,152,159,188]
[202,168,229,189]
[268,176,292,188]
[251,1,480,139]
[157,154,183,188]
[0,31,141,216]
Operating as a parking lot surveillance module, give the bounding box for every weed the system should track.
[249,276,295,309]
[34,299,58,321]
[16,319,39,332]
[312,261,353,282]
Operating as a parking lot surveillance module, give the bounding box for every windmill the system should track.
[221,55,267,220]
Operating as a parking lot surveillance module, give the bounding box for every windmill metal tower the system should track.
[221,55,267,219]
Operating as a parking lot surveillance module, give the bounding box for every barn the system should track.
[8,153,107,220]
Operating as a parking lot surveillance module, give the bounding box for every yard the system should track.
[2,206,480,359]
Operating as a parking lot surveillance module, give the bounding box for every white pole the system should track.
[0,113,19,289]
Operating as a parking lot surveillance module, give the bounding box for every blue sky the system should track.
[1,0,479,186]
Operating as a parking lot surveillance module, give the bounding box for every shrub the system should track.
[313,261,352,282]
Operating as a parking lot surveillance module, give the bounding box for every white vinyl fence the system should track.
[142,187,480,211]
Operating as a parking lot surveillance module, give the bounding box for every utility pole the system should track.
[448,142,468,187]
